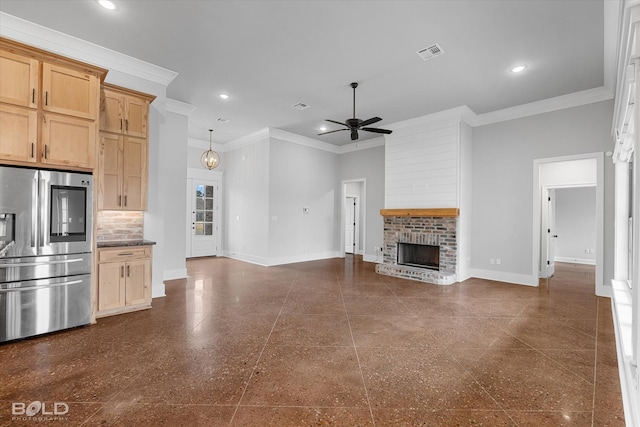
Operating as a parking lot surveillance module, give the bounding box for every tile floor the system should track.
[0,257,626,426]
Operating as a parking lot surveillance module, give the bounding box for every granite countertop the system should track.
[97,239,156,248]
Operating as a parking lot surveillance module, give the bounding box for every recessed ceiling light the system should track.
[97,0,117,10]
[219,93,229,100]
[511,65,527,73]
[319,126,327,132]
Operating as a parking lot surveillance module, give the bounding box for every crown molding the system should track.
[338,136,385,154]
[388,106,476,131]
[166,99,196,116]
[269,128,341,154]
[0,12,178,87]
[188,137,224,151]
[473,86,614,127]
[223,128,271,152]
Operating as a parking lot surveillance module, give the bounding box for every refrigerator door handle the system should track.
[0,279,83,293]
[38,176,46,250]
[0,258,84,268]
[31,176,38,248]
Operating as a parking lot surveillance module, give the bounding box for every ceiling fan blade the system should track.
[362,127,393,134]
[351,129,359,140]
[325,119,348,127]
[317,129,348,136]
[359,117,382,127]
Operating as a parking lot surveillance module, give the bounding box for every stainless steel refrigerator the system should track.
[0,166,93,343]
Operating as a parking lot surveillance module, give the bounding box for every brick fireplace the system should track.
[375,208,458,285]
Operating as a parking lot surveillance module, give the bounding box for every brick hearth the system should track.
[375,213,458,285]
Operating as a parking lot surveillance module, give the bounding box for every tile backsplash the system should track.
[96,211,144,242]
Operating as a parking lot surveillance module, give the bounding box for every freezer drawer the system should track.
[0,253,91,283]
[0,274,91,342]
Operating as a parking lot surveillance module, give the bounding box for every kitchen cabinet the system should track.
[98,84,154,211]
[96,245,152,317]
[100,84,152,138]
[0,104,38,163]
[0,38,106,171]
[98,132,148,210]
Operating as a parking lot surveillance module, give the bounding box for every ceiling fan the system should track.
[318,82,392,141]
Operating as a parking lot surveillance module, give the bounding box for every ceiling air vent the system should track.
[216,117,230,124]
[417,43,445,61]
[292,102,310,110]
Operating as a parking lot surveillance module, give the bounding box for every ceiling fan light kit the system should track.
[318,82,392,141]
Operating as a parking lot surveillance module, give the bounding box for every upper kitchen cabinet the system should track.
[0,37,107,171]
[101,84,154,138]
[0,50,38,108]
[98,84,154,211]
[42,63,99,120]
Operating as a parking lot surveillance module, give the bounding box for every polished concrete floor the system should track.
[0,257,625,426]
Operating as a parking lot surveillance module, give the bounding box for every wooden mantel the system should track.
[380,208,459,217]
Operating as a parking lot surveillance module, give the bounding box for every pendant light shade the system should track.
[201,129,220,170]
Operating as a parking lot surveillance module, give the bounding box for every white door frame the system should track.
[532,153,605,295]
[186,168,223,259]
[341,179,366,258]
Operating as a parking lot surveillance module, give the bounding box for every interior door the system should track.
[546,188,557,277]
[345,197,356,254]
[189,180,218,258]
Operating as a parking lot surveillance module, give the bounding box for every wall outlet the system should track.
[496,258,501,265]
[490,258,495,265]
[303,207,310,214]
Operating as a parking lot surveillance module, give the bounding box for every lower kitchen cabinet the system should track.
[96,245,152,318]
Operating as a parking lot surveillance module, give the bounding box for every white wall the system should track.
[268,138,339,264]
[160,111,188,281]
[222,136,270,264]
[470,100,615,286]
[339,144,385,261]
[555,187,597,264]
[458,121,473,280]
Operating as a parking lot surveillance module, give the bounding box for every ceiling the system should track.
[0,1,609,146]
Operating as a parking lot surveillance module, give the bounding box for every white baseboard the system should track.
[554,256,596,265]
[222,250,342,267]
[363,253,383,263]
[468,268,539,286]
[163,268,187,282]
[222,251,269,266]
[267,251,341,266]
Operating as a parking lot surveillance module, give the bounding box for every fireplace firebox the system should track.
[397,243,439,270]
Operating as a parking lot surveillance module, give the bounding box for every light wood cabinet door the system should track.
[125,259,151,306]
[41,113,96,168]
[98,262,126,311]
[100,89,124,133]
[123,136,148,211]
[0,50,38,108]
[123,95,148,138]
[98,133,123,210]
[0,104,37,163]
[42,62,99,120]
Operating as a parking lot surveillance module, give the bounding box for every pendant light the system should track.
[201,129,220,170]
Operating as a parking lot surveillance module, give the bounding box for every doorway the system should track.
[342,179,366,257]
[532,153,604,295]
[186,177,221,258]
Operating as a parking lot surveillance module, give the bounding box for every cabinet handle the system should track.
[124,195,127,207]
[31,143,34,158]
[118,252,134,256]
[125,119,129,131]
[120,118,123,130]
[120,266,124,278]
[32,88,35,104]
[127,265,130,277]
[44,145,48,160]
[45,91,48,106]
[118,195,122,206]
